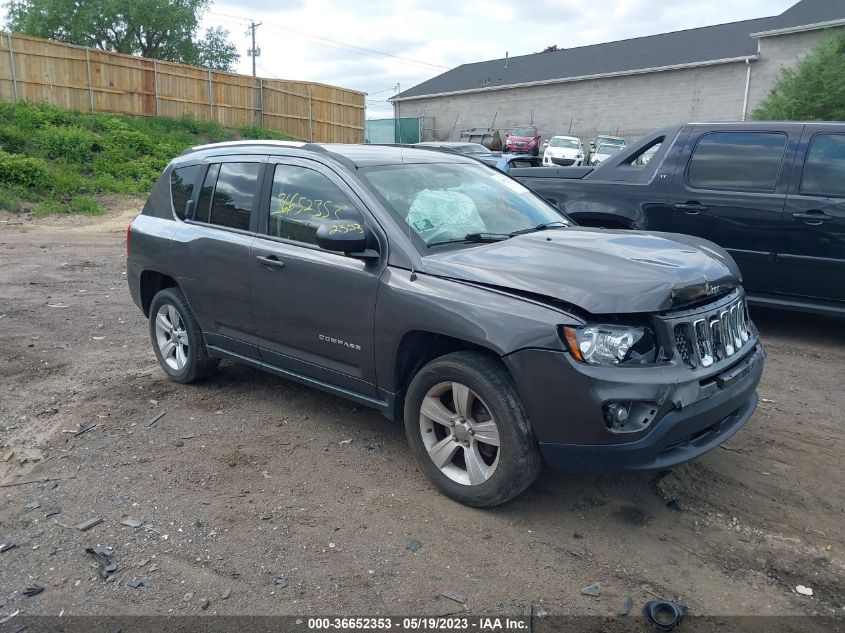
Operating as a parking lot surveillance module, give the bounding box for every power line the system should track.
[208,11,448,71]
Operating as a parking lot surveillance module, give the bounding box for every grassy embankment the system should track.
[0,101,290,216]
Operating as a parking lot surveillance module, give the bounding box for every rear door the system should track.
[170,156,267,358]
[779,126,845,302]
[249,157,383,397]
[663,127,802,294]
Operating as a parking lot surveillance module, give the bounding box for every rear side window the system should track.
[268,164,363,245]
[687,132,787,192]
[193,162,262,230]
[799,134,845,197]
[170,165,200,220]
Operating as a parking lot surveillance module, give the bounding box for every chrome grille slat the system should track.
[669,295,751,369]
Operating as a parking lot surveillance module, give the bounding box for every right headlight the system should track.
[561,324,658,365]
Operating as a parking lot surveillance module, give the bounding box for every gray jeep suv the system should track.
[127,141,765,507]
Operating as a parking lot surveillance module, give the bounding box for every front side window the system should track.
[800,134,845,197]
[170,164,200,220]
[359,162,569,247]
[687,132,787,192]
[268,164,364,245]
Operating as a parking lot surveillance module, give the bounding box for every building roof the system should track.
[392,0,844,101]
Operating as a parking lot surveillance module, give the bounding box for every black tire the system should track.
[404,351,542,507]
[148,287,219,384]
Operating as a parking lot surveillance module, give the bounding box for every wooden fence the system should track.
[0,31,365,143]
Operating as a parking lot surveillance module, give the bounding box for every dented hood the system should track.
[421,228,742,314]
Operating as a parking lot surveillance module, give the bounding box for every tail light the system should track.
[126,223,132,256]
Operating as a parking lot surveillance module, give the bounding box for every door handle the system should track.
[792,211,833,224]
[674,202,708,214]
[256,255,286,269]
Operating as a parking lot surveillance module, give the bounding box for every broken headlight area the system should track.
[562,324,658,365]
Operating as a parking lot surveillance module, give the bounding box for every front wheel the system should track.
[404,351,542,507]
[148,287,219,383]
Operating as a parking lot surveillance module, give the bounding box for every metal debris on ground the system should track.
[406,539,423,553]
[23,583,44,597]
[0,474,76,488]
[274,576,289,588]
[619,595,634,616]
[0,610,20,625]
[145,412,166,428]
[339,438,353,445]
[440,591,466,604]
[120,517,145,528]
[0,541,15,553]
[580,583,601,597]
[86,545,117,579]
[45,507,61,518]
[76,517,104,531]
[129,578,151,589]
[796,585,814,596]
[62,423,96,436]
[25,500,41,510]
[523,603,532,633]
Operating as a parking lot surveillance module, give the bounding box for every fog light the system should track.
[604,403,630,429]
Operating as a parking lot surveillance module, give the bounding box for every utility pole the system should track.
[247,21,262,77]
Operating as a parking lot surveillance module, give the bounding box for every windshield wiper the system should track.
[509,220,570,236]
[428,232,511,247]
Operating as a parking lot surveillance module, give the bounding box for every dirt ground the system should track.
[1,203,843,620]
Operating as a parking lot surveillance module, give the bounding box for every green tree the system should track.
[752,31,845,121]
[4,0,240,71]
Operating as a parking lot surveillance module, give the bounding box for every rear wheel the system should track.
[148,287,219,383]
[404,351,542,507]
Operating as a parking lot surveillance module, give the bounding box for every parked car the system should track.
[128,141,764,507]
[542,135,584,166]
[504,125,542,155]
[590,141,625,166]
[511,122,845,317]
[415,141,493,157]
[415,143,541,173]
[486,153,543,173]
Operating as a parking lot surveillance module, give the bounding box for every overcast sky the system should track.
[203,0,797,119]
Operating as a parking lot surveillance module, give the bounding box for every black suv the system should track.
[127,141,765,507]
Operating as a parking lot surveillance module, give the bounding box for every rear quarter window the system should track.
[170,165,201,220]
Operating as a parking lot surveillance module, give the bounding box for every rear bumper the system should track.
[505,342,764,473]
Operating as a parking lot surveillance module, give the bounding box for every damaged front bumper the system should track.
[504,340,765,473]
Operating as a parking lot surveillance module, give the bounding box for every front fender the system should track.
[374,267,575,393]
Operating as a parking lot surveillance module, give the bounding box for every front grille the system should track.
[670,295,750,370]
[551,157,575,166]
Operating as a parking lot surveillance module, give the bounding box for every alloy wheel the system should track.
[418,381,500,486]
[154,303,189,371]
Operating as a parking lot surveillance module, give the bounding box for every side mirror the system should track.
[316,221,378,259]
[542,141,549,148]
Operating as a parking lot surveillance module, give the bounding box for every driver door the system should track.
[249,157,383,397]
